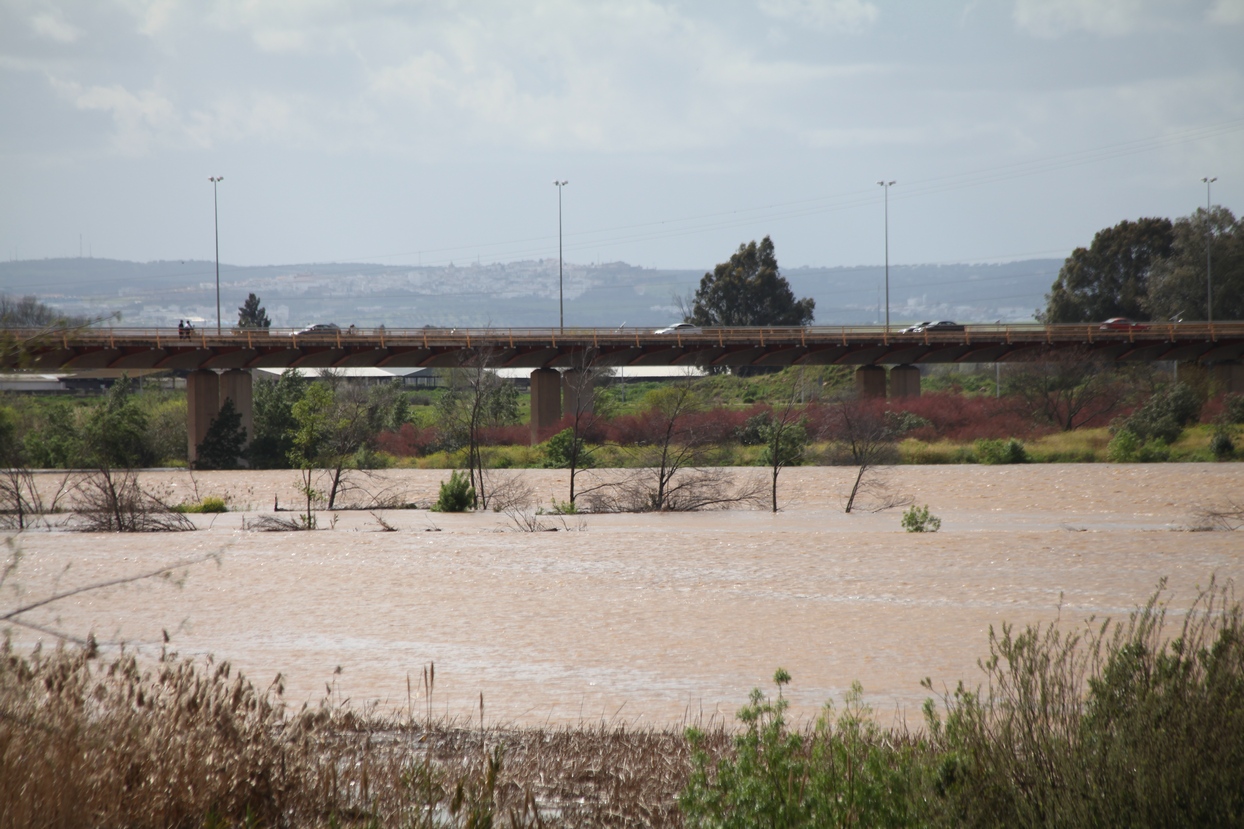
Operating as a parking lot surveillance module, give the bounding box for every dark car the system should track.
[1099,317,1149,331]
[296,322,340,335]
[922,320,965,332]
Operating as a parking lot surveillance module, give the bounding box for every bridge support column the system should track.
[186,369,219,465]
[530,368,562,444]
[1212,362,1244,395]
[854,365,887,398]
[562,369,595,419]
[219,369,254,463]
[889,364,921,398]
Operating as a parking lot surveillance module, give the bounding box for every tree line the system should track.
[1041,206,1243,323]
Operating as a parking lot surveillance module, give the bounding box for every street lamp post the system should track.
[1202,176,1217,325]
[554,180,568,332]
[877,180,896,334]
[209,176,224,334]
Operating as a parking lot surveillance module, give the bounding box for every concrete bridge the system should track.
[6,322,1244,462]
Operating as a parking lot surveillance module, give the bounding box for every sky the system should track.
[1,0,1242,274]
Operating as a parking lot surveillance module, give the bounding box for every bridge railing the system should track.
[9,321,1244,349]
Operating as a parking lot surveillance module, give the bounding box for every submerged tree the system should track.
[543,353,611,505]
[757,369,812,513]
[821,395,901,514]
[688,236,815,328]
[435,352,520,510]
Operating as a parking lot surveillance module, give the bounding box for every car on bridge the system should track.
[903,320,964,333]
[296,323,340,335]
[654,322,703,335]
[1099,317,1149,331]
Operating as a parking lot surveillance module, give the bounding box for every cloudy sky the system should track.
[1,0,1242,273]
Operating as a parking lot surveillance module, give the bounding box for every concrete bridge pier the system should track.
[889,365,921,398]
[530,368,562,444]
[855,365,887,398]
[219,369,254,445]
[186,369,220,464]
[186,369,254,465]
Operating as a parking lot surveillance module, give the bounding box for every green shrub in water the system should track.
[431,469,476,512]
[174,496,228,514]
[902,504,941,533]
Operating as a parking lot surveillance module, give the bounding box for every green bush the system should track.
[1106,428,1141,462]
[901,504,941,533]
[884,410,933,436]
[1210,428,1236,460]
[1124,382,1202,444]
[175,496,229,514]
[541,427,591,469]
[925,580,1244,828]
[1224,393,1244,425]
[973,437,1028,464]
[681,670,923,828]
[431,470,476,512]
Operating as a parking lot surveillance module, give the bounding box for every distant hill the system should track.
[0,256,1061,329]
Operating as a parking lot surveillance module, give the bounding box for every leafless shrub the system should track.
[1193,501,1244,531]
[370,511,399,532]
[0,467,46,530]
[67,469,195,532]
[819,395,902,514]
[503,508,587,533]
[853,470,914,513]
[582,468,764,513]
[483,468,536,513]
[246,514,312,532]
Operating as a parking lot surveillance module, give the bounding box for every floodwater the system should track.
[5,465,1242,727]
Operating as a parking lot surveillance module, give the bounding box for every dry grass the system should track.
[0,640,728,828]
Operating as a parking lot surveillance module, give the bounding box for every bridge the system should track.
[6,322,1244,463]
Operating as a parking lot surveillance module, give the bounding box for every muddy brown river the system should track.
[5,465,1241,727]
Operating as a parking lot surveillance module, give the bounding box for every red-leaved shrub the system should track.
[375,423,439,457]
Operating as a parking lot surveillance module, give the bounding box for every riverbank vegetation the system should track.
[2,579,1239,827]
[0,362,1240,476]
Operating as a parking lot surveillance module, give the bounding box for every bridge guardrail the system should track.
[10,321,1242,347]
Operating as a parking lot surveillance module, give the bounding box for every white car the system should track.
[654,322,702,335]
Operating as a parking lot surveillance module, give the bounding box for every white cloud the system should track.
[758,0,879,32]
[49,77,206,154]
[28,6,81,43]
[1208,0,1244,24]
[1013,0,1161,37]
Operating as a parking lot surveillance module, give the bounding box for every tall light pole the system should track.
[209,175,224,334]
[554,180,568,331]
[877,180,896,333]
[1202,176,1217,325]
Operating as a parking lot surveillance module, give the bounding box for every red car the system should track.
[1099,317,1149,331]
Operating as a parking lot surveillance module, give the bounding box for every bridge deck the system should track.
[6,323,1244,372]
